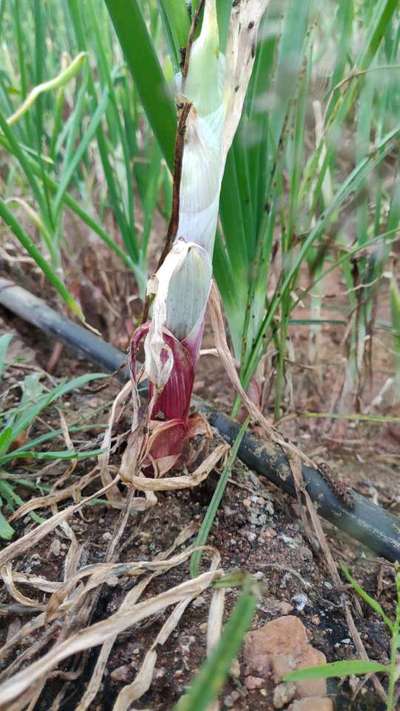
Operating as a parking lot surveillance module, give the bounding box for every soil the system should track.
[0,251,399,710]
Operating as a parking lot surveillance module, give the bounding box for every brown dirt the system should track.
[0,305,398,710]
[0,220,399,710]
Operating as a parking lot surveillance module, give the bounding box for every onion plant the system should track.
[105,0,400,459]
[104,0,400,424]
[0,0,168,307]
[125,0,269,468]
[1,0,400,422]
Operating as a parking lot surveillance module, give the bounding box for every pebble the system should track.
[110,664,131,682]
[298,545,313,562]
[273,682,297,709]
[292,593,309,612]
[261,597,293,616]
[230,659,241,678]
[224,690,241,707]
[261,527,277,540]
[279,534,297,547]
[49,538,61,557]
[279,601,294,615]
[106,575,119,587]
[192,594,205,608]
[245,675,264,690]
[243,530,257,543]
[249,512,268,526]
[244,615,329,700]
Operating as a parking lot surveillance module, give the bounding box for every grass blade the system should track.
[7,52,87,127]
[6,372,107,444]
[285,660,389,682]
[341,565,394,632]
[0,507,15,541]
[0,198,84,319]
[190,418,249,578]
[159,0,190,66]
[105,0,176,169]
[53,84,110,217]
[0,334,13,379]
[174,576,258,711]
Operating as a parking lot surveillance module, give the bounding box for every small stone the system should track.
[106,575,119,587]
[261,527,277,539]
[288,698,333,711]
[244,616,327,699]
[279,601,294,615]
[280,534,297,547]
[224,690,241,707]
[192,594,205,608]
[243,530,257,543]
[298,546,313,562]
[292,593,309,612]
[273,682,297,709]
[49,538,61,557]
[102,532,112,541]
[230,659,241,678]
[110,664,131,682]
[244,616,308,675]
[30,553,41,567]
[245,675,264,690]
[265,500,275,515]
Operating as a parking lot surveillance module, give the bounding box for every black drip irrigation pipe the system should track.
[0,279,130,379]
[1,278,399,563]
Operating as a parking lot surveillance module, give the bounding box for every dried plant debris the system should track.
[0,492,223,709]
[0,443,395,710]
